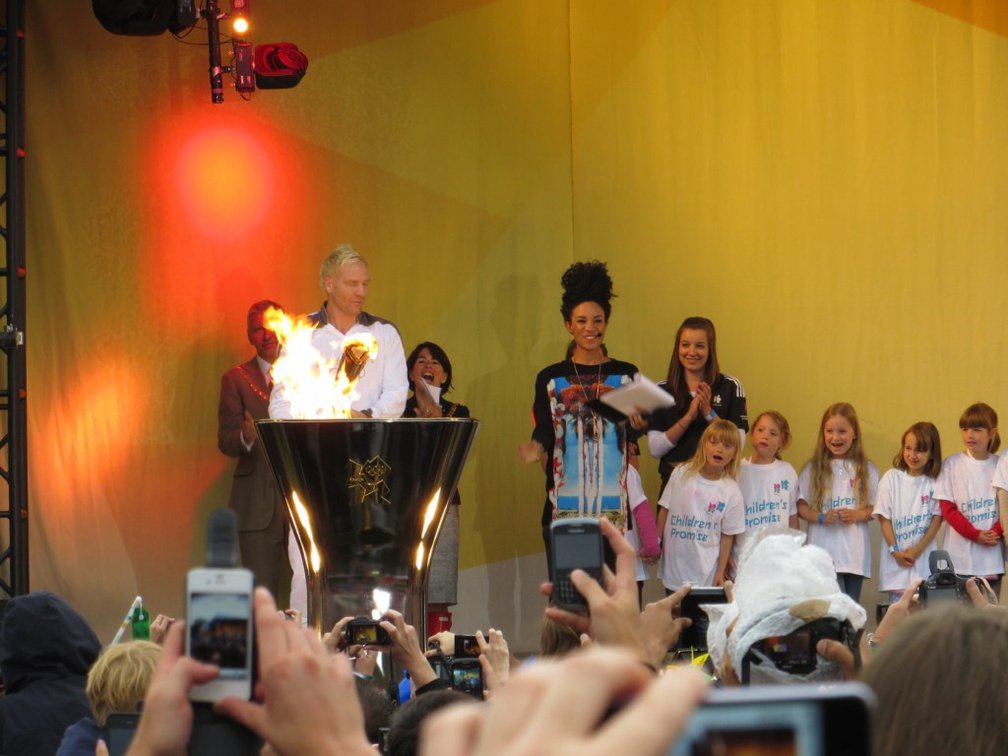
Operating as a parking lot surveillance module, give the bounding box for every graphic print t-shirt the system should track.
[531,359,639,530]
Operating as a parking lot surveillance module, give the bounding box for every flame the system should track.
[264,307,378,418]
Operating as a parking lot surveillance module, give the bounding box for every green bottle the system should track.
[131,602,151,641]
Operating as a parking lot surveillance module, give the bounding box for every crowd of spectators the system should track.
[1,521,1006,755]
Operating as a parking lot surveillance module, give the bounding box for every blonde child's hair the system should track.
[749,410,792,459]
[539,615,582,658]
[682,419,741,480]
[893,422,943,479]
[958,403,1000,453]
[806,402,871,513]
[86,640,161,726]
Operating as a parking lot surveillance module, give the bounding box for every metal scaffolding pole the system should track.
[0,0,29,598]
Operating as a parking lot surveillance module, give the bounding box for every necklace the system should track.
[237,363,272,401]
[571,359,604,403]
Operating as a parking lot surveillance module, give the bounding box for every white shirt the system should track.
[625,466,649,582]
[872,469,944,591]
[269,311,408,420]
[798,458,879,577]
[734,458,799,558]
[941,452,1003,576]
[657,466,745,589]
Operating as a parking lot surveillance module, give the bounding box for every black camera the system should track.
[741,618,860,684]
[919,550,976,607]
[676,587,728,652]
[426,640,484,698]
[344,617,391,646]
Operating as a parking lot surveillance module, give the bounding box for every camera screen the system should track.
[554,531,600,569]
[671,700,825,756]
[762,630,812,668]
[455,634,480,658]
[925,586,960,605]
[351,624,379,644]
[452,663,483,696]
[188,593,251,678]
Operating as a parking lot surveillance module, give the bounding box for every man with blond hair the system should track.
[270,244,408,420]
[272,245,408,618]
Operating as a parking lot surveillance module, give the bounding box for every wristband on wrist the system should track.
[818,513,825,525]
[705,410,716,422]
[888,543,897,554]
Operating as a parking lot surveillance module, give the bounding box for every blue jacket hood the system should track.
[0,591,101,693]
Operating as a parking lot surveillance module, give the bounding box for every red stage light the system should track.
[254,43,309,90]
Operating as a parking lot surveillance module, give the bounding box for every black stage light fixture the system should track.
[92,0,175,36]
[176,0,197,29]
[92,0,195,36]
[254,43,309,90]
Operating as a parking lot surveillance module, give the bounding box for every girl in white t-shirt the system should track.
[735,411,799,563]
[657,419,745,591]
[873,422,945,602]
[797,402,879,602]
[941,403,1003,598]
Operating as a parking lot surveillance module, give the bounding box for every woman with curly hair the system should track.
[518,261,651,572]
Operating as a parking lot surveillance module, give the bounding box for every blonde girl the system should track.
[942,403,1003,597]
[873,422,945,601]
[657,419,745,590]
[797,402,879,602]
[735,411,799,558]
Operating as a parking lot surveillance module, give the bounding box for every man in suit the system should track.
[218,300,289,597]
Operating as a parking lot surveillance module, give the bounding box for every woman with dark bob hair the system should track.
[517,260,648,571]
[403,342,470,631]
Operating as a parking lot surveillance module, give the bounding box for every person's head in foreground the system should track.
[863,604,1008,756]
[87,640,162,726]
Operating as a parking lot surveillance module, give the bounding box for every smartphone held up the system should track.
[185,567,255,703]
[549,517,604,612]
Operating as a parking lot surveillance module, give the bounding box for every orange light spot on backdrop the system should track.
[31,356,151,507]
[139,107,327,337]
[174,125,275,240]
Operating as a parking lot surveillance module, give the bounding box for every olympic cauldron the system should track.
[257,417,478,638]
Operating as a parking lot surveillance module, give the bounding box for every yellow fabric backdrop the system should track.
[18,1,1008,638]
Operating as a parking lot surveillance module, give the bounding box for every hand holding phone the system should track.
[185,567,255,703]
[549,518,604,612]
